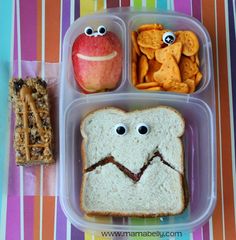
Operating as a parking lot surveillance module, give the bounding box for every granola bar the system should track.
[10,77,54,165]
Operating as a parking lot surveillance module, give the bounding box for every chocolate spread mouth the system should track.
[85,148,177,182]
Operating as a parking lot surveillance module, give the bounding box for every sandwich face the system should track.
[80,106,186,217]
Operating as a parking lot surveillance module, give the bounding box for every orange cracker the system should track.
[145,59,162,82]
[190,55,195,62]
[176,31,199,56]
[155,42,182,63]
[144,86,163,91]
[136,82,159,89]
[132,62,138,85]
[137,29,166,49]
[179,55,199,80]
[140,46,155,60]
[138,55,149,83]
[132,47,138,62]
[153,54,181,85]
[195,53,200,66]
[138,23,163,32]
[163,81,189,93]
[131,31,141,56]
[184,79,196,93]
[195,71,203,86]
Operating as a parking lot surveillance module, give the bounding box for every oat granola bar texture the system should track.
[10,77,54,165]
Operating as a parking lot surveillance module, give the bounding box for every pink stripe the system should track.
[24,197,34,240]
[203,222,210,240]
[6,196,20,240]
[7,112,20,196]
[174,0,191,15]
[193,227,203,240]
[192,0,202,20]
[19,0,37,60]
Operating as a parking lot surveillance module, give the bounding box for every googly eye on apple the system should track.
[84,25,107,37]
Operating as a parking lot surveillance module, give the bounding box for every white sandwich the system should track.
[80,106,187,217]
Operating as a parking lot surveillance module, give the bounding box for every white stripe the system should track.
[189,232,194,240]
[103,0,107,9]
[119,0,122,7]
[66,220,71,240]
[16,0,22,77]
[16,0,24,239]
[209,217,214,240]
[41,0,45,76]
[142,0,146,8]
[190,0,193,16]
[130,0,134,7]
[70,0,75,24]
[0,0,15,238]
[167,0,171,10]
[171,0,174,11]
[224,0,236,227]
[200,226,204,239]
[39,166,44,240]
[94,0,98,12]
[213,0,226,239]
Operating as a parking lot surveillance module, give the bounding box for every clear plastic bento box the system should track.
[59,8,216,234]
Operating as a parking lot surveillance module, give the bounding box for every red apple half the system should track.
[72,31,122,93]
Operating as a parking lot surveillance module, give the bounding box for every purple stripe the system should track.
[24,197,34,240]
[56,197,67,240]
[6,196,20,240]
[203,222,210,240]
[19,0,37,60]
[62,0,70,46]
[74,0,80,20]
[71,224,84,240]
[193,227,202,240]
[174,0,191,15]
[192,0,202,21]
[228,0,236,172]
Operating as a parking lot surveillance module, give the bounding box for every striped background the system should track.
[0,0,235,239]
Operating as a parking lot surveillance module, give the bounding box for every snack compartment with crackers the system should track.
[60,10,216,235]
[129,13,211,95]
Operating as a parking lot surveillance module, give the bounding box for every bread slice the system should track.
[80,106,186,217]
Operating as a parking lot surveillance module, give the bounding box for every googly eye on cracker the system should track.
[162,32,176,45]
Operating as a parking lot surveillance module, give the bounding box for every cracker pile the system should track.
[131,24,202,93]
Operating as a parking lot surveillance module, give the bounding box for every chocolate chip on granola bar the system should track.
[14,79,25,93]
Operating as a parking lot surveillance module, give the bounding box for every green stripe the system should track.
[146,0,156,9]
[129,218,145,240]
[133,0,142,9]
[0,0,13,228]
